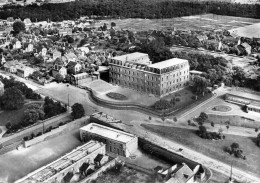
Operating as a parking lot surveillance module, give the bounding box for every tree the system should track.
[13,21,26,34]
[55,73,64,83]
[231,142,239,151]
[67,37,74,44]
[5,122,12,130]
[71,103,85,119]
[226,125,229,132]
[211,121,215,127]
[1,87,24,110]
[197,112,208,125]
[192,76,209,95]
[22,104,44,126]
[111,22,116,28]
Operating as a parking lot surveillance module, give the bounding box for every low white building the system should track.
[80,123,138,157]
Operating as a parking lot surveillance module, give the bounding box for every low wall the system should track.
[79,158,118,183]
[124,162,154,175]
[207,113,260,129]
[0,113,71,155]
[0,141,23,155]
[24,116,89,148]
[87,87,213,118]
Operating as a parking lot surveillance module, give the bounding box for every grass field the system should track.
[97,14,260,32]
[141,124,260,177]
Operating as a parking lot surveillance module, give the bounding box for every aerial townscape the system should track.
[0,0,260,183]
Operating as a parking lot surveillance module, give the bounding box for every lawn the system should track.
[94,166,159,183]
[0,101,43,126]
[211,105,232,112]
[141,124,260,177]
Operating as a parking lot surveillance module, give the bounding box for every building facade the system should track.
[109,52,189,97]
[80,123,138,158]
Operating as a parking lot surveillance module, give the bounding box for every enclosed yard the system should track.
[94,166,159,183]
[141,124,260,177]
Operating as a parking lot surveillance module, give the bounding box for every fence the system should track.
[207,113,260,129]
[124,162,154,175]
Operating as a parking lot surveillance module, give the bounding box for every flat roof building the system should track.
[109,52,190,97]
[80,123,138,157]
[225,90,260,114]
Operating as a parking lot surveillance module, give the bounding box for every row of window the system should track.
[248,107,260,113]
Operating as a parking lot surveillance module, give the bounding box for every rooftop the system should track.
[80,123,136,143]
[113,52,150,65]
[91,112,121,123]
[15,140,104,183]
[148,58,188,69]
[228,90,260,102]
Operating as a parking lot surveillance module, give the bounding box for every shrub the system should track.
[153,99,173,110]
[175,98,180,102]
[106,92,127,100]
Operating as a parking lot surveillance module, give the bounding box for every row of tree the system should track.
[0,1,260,22]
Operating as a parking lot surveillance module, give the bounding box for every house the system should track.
[67,61,81,75]
[155,163,201,183]
[3,60,19,73]
[196,35,208,42]
[68,72,89,85]
[241,42,251,55]
[52,66,67,78]
[52,50,62,60]
[13,40,22,49]
[0,81,4,96]
[64,52,77,62]
[16,65,35,78]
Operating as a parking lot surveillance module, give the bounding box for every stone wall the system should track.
[78,158,118,183]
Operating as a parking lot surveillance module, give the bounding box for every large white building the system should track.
[109,52,190,97]
[80,123,138,158]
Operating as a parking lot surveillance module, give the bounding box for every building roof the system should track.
[80,123,136,143]
[73,72,88,78]
[148,58,188,69]
[4,60,19,67]
[190,70,203,75]
[241,42,251,49]
[113,52,150,65]
[227,90,260,102]
[16,65,35,73]
[247,101,260,109]
[15,140,105,183]
[167,163,194,183]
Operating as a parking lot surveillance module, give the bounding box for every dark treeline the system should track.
[0,0,260,22]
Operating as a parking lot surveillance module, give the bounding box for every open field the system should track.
[0,129,82,183]
[0,101,43,126]
[230,22,260,38]
[141,124,260,177]
[98,14,260,32]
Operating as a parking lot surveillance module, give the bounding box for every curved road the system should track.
[2,72,259,183]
